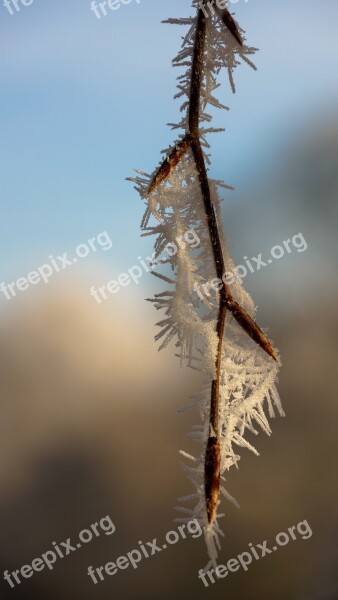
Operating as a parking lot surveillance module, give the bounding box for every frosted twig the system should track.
[129,0,283,563]
[145,2,277,525]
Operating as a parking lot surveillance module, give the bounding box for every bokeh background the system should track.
[1,1,338,598]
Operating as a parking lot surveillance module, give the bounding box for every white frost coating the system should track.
[129,2,283,567]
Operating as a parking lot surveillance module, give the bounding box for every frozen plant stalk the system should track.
[129,1,284,565]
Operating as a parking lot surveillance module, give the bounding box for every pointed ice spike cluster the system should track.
[128,1,283,566]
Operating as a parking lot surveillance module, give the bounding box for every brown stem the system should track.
[189,6,276,525]
[189,6,226,525]
[147,2,277,525]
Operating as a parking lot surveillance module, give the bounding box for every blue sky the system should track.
[1,0,338,281]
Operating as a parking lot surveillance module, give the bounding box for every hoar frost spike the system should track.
[128,1,284,566]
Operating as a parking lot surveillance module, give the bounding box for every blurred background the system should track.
[1,0,338,598]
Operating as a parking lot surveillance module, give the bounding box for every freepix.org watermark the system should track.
[198,519,313,587]
[0,231,112,302]
[194,232,308,299]
[89,227,201,304]
[3,516,116,589]
[199,0,249,20]
[90,0,141,19]
[87,518,202,584]
[3,0,33,15]
[89,0,248,21]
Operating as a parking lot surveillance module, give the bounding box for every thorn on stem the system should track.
[224,296,279,362]
[147,135,192,194]
[215,7,243,46]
